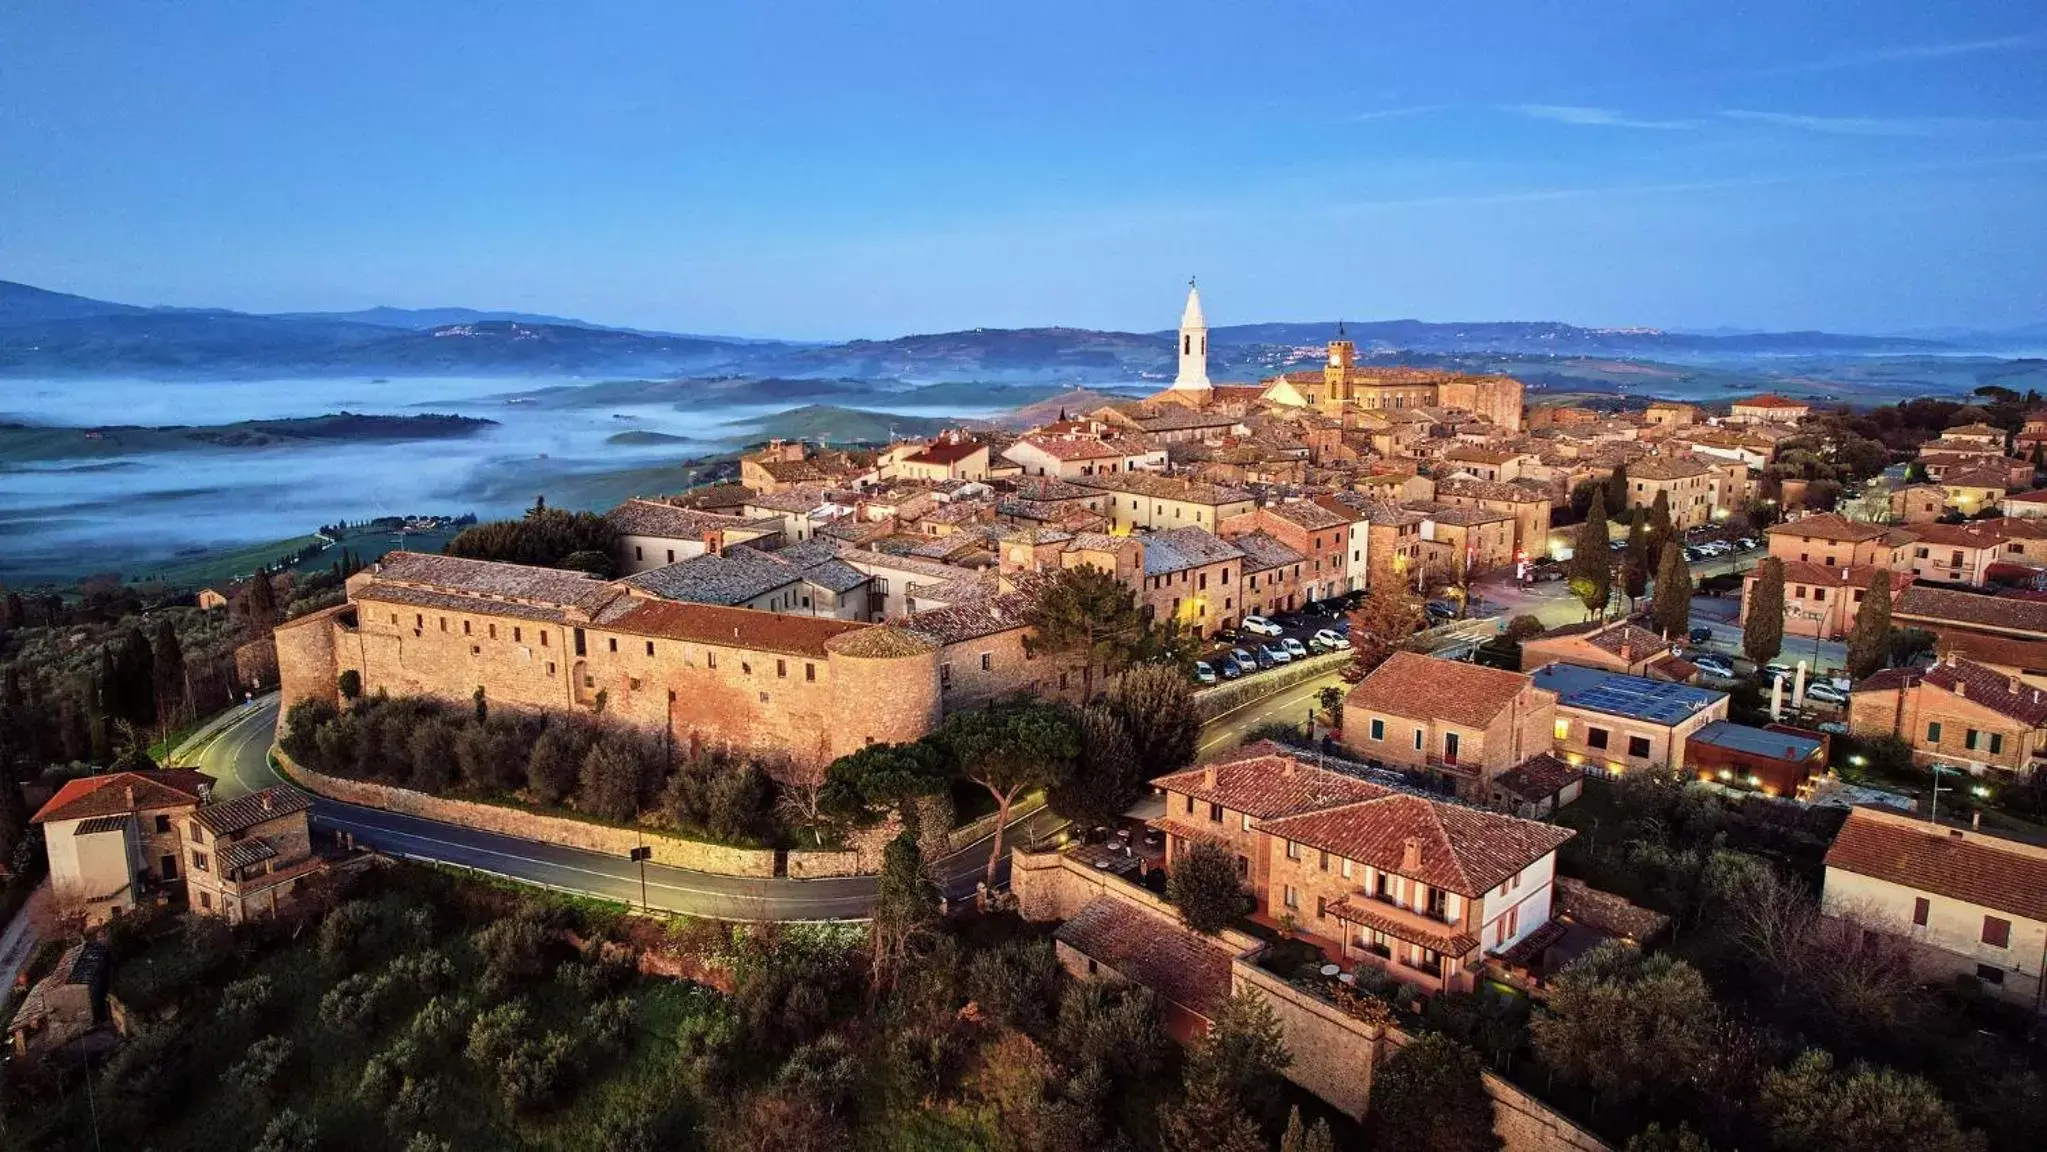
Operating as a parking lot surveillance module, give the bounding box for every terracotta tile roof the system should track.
[1013,434,1128,461]
[1774,561,1903,590]
[192,787,312,837]
[902,586,1039,646]
[1766,513,1890,544]
[904,436,986,465]
[1345,651,1542,728]
[72,815,131,836]
[1436,477,1548,504]
[1074,472,1254,506]
[1895,585,2047,638]
[1943,468,2011,489]
[1444,447,1523,466]
[1141,527,1245,576]
[1152,741,1391,819]
[1326,897,1480,955]
[1493,754,1584,802]
[1731,394,1809,409]
[2005,489,2047,505]
[606,499,771,540]
[1227,530,1306,574]
[1628,454,1713,480]
[217,837,280,872]
[1930,631,2047,674]
[1261,793,1574,897]
[594,597,873,658]
[368,552,622,613]
[31,770,214,824]
[1942,424,2005,438]
[670,482,754,510]
[1054,897,1233,1018]
[1261,499,1353,531]
[1899,522,2007,549]
[1919,656,2047,726]
[1404,500,1512,527]
[1826,806,2047,924]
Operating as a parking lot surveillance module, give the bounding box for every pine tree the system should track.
[1845,569,1893,680]
[1279,1106,1337,1152]
[1570,488,1612,617]
[1745,557,1786,666]
[1622,516,1650,607]
[1651,542,1693,640]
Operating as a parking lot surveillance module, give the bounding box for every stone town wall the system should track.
[278,752,873,879]
[1019,851,1609,1152]
[287,592,943,768]
[936,626,1088,712]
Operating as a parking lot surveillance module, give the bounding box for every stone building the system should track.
[30,769,215,924]
[893,430,990,482]
[1741,561,1913,642]
[1433,478,1552,563]
[1822,806,2047,1011]
[1074,472,1256,533]
[1726,395,1810,424]
[1231,531,1309,620]
[1530,663,1727,776]
[275,552,949,766]
[1218,500,1354,604]
[1890,484,1949,524]
[1138,527,1244,639]
[606,499,782,575]
[183,786,328,923]
[1342,652,1559,800]
[1623,454,1716,529]
[1849,654,2047,777]
[8,944,109,1056]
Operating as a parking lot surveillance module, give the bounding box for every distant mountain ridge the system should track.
[1,278,2036,382]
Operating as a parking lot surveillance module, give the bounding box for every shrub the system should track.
[466,1001,531,1067]
[403,995,472,1056]
[497,1031,575,1111]
[386,1075,441,1133]
[388,948,455,995]
[965,937,1063,1034]
[253,1109,317,1152]
[527,726,585,805]
[1167,837,1254,934]
[707,761,774,842]
[221,1035,293,1102]
[407,717,459,793]
[578,736,647,823]
[581,996,638,1062]
[319,970,399,1036]
[218,973,275,1022]
[473,914,553,992]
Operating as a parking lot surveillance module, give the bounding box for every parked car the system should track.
[1683,546,1707,562]
[1262,643,1293,665]
[1804,682,1849,706]
[1690,654,1736,679]
[1764,662,1795,681]
[1231,647,1256,671]
[1217,657,1242,680]
[1687,626,1714,645]
[1282,637,1309,660]
[1425,599,1458,620]
[1242,614,1283,637]
[1310,628,1347,652]
[1736,536,1759,550]
[1193,661,1217,685]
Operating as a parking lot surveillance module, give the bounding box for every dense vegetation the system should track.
[281,694,787,847]
[443,496,619,575]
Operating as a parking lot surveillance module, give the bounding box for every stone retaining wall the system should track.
[1192,651,1350,721]
[279,751,874,879]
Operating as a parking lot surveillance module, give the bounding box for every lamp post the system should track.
[1929,763,1960,826]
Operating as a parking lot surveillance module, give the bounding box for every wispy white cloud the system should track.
[1762,32,2045,75]
[1719,109,2035,136]
[1504,104,1694,130]
[1352,105,1445,123]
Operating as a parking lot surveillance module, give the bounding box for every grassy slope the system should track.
[0,413,493,464]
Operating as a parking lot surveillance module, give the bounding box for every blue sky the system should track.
[3,1,2043,338]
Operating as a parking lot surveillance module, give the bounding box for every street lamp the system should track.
[1929,763,1964,826]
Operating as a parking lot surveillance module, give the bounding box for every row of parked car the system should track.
[1681,641,1849,706]
[1193,624,1354,683]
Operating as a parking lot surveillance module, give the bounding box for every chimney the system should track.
[1282,759,1297,778]
[1955,680,1967,699]
[1620,640,1634,663]
[1401,836,1421,872]
[1203,766,1217,791]
[2011,677,2023,695]
[1840,568,1849,582]
[124,785,135,809]
[1972,810,1982,830]
[261,791,274,813]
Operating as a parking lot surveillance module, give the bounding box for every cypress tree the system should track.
[1622,516,1650,607]
[1646,489,1675,568]
[1651,542,1693,640]
[245,569,279,631]
[1745,557,1786,666]
[1605,462,1631,518]
[1846,569,1894,680]
[151,618,186,732]
[1571,488,1612,616]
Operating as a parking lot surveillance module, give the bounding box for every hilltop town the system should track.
[8,285,2047,1151]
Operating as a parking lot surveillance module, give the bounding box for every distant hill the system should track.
[0,276,2010,383]
[0,411,495,463]
[732,405,976,445]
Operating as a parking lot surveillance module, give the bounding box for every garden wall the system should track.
[1191,651,1351,721]
[278,751,874,879]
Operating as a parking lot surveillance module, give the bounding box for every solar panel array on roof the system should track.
[1532,663,1724,725]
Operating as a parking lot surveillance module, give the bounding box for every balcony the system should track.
[1328,893,1479,959]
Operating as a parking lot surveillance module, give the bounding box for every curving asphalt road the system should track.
[187,697,1069,921]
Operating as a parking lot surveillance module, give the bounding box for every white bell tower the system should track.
[1172,277,1212,392]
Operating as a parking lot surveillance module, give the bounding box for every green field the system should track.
[0,412,495,465]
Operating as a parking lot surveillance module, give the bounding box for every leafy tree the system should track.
[868,831,936,993]
[578,737,646,822]
[964,937,1063,1034]
[1570,487,1612,616]
[338,669,362,701]
[1759,1048,1978,1152]
[1622,515,1650,607]
[1888,627,1935,667]
[1845,569,1893,680]
[1531,942,1721,1106]
[1166,837,1253,934]
[820,740,949,833]
[1744,557,1786,666]
[526,726,584,806]
[1651,542,1692,640]
[1504,614,1546,642]
[1185,991,1292,1135]
[253,1109,317,1152]
[1046,703,1144,829]
[445,500,618,571]
[1108,662,1199,779]
[1024,563,1149,699]
[222,1034,294,1103]
[406,717,458,794]
[1628,1123,1716,1152]
[1369,1034,1501,1152]
[938,699,1079,888]
[1316,685,1344,728]
[1347,576,1424,678]
[1280,1107,1337,1152]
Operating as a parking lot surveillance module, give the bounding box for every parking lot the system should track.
[1192,596,1364,683]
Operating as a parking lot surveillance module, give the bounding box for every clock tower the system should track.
[1325,322,1355,403]
[1171,279,1212,393]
